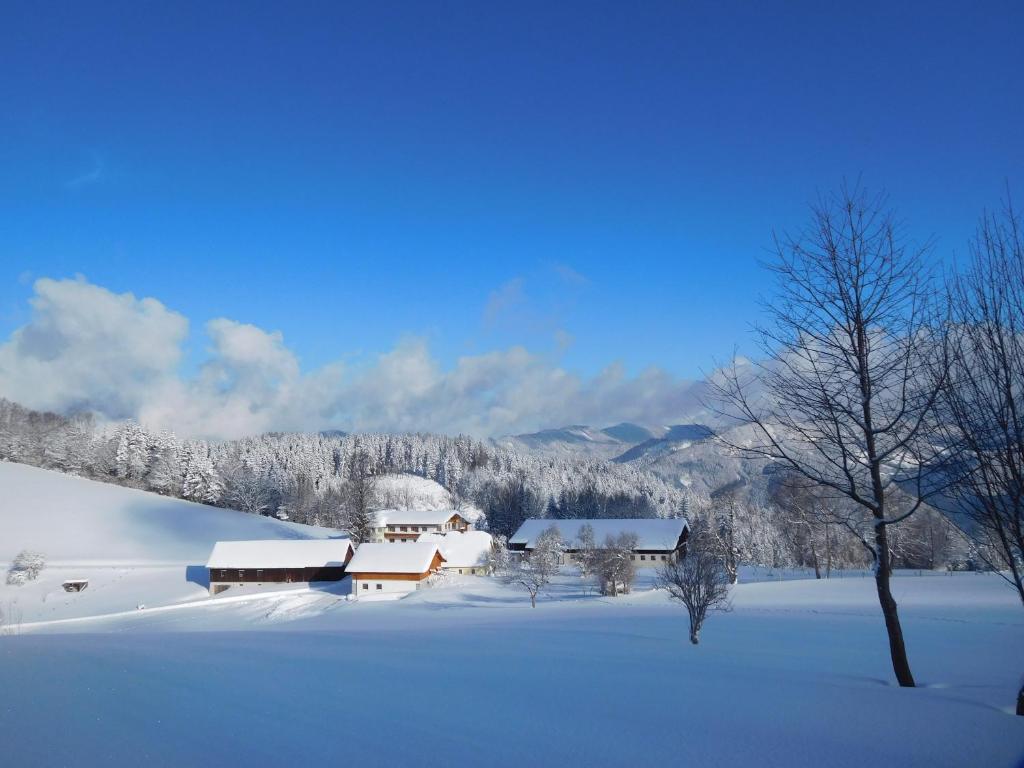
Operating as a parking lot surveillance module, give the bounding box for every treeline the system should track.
[0,398,695,536]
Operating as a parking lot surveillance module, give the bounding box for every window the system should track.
[256,569,263,579]
[400,526,408,532]
[630,556,635,561]
[219,570,227,579]
[362,583,368,590]
[376,583,383,590]
[640,555,645,561]
[661,555,667,561]
[458,569,463,575]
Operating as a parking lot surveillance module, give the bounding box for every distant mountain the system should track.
[600,422,658,443]
[612,423,715,463]
[499,423,646,460]
[514,425,617,446]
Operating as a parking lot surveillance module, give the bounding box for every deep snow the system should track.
[1,463,1023,767]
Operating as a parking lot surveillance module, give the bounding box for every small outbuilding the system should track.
[205,538,355,595]
[346,542,446,599]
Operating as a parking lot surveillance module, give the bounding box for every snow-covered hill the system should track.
[0,462,340,622]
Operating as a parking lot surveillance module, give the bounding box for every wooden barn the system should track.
[205,539,355,595]
[346,542,446,599]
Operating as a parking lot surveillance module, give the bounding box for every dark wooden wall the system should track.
[209,566,347,583]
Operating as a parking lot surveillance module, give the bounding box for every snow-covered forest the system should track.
[0,397,690,525]
[0,396,965,572]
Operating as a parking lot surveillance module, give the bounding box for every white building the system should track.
[508,518,689,567]
[419,530,493,575]
[346,542,446,599]
[370,509,473,543]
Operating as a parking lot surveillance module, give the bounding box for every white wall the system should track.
[352,577,420,598]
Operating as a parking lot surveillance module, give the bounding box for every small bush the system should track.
[6,550,46,586]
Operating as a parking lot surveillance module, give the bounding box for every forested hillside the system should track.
[0,397,965,571]
[0,398,695,540]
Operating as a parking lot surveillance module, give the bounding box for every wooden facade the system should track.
[210,566,349,584]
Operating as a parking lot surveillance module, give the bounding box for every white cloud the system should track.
[0,277,188,418]
[0,277,702,439]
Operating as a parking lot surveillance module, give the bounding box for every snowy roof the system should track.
[509,519,688,551]
[206,539,354,569]
[418,531,492,569]
[373,509,468,527]
[346,542,445,574]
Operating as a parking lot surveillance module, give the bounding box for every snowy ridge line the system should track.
[15,584,342,631]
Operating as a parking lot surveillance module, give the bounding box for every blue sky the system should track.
[0,2,1022,436]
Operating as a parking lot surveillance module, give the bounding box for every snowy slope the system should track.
[0,462,340,621]
[0,462,336,563]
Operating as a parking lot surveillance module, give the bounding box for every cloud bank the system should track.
[0,277,703,440]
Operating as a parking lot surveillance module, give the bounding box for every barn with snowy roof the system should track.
[205,538,354,595]
[509,518,689,567]
[346,542,446,598]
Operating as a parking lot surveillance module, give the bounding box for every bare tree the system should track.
[507,525,564,607]
[939,200,1024,603]
[712,185,947,687]
[574,523,600,581]
[938,198,1024,715]
[657,526,730,644]
[487,534,512,575]
[593,533,638,596]
[774,476,832,578]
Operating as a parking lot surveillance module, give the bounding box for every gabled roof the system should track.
[509,518,688,551]
[419,531,492,569]
[347,542,445,574]
[373,509,467,527]
[206,538,354,569]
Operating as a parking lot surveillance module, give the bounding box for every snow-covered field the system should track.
[1,463,1022,767]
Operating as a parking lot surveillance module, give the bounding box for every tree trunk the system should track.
[530,592,536,608]
[811,546,821,579]
[689,626,699,644]
[825,524,832,578]
[874,522,916,687]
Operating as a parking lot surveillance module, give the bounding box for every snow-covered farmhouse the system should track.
[205,539,355,595]
[346,542,446,598]
[370,509,473,543]
[419,530,492,575]
[509,518,689,567]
